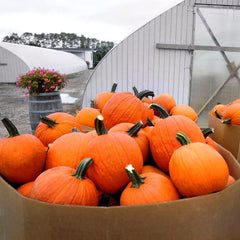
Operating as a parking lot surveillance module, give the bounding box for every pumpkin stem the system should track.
[111,83,118,93]
[71,128,80,132]
[215,110,223,119]
[176,132,191,145]
[72,158,93,180]
[148,103,170,119]
[40,116,58,129]
[132,86,139,95]
[125,164,145,189]
[202,127,214,138]
[1,118,20,137]
[127,121,143,137]
[90,99,95,108]
[136,90,155,101]
[95,115,108,135]
[146,117,155,126]
[222,118,231,124]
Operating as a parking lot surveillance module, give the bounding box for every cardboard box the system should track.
[208,114,240,162]
[0,144,240,240]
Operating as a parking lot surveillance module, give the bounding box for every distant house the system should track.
[53,48,93,69]
[0,42,88,83]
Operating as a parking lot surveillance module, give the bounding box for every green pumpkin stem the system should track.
[95,115,108,135]
[132,86,139,95]
[202,127,214,138]
[1,118,20,137]
[148,103,170,119]
[40,116,58,129]
[125,164,145,188]
[222,118,231,124]
[146,117,155,126]
[176,132,191,145]
[136,90,155,100]
[72,158,93,180]
[111,83,118,93]
[127,121,143,137]
[71,128,80,132]
[215,110,223,119]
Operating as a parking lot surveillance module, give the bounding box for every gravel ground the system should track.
[0,70,92,138]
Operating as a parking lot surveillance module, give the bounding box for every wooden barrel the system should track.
[28,92,63,134]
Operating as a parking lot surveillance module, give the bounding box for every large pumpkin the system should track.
[0,118,46,183]
[30,158,99,206]
[84,115,143,194]
[148,104,205,172]
[169,132,229,198]
[101,91,149,130]
[120,164,179,205]
[35,112,82,146]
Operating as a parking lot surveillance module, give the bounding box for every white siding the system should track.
[82,0,195,108]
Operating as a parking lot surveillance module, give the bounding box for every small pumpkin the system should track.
[170,104,198,122]
[0,118,46,183]
[101,91,149,130]
[210,104,228,119]
[76,107,100,128]
[141,165,170,179]
[169,132,229,198]
[94,83,118,111]
[222,103,240,125]
[35,112,82,146]
[17,181,34,197]
[152,93,176,114]
[120,164,180,205]
[30,158,99,206]
[84,115,143,194]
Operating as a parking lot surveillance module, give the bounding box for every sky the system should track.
[0,0,182,44]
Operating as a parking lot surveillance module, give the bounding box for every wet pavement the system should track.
[0,70,92,138]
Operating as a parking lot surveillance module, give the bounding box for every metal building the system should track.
[82,0,240,127]
[0,42,88,83]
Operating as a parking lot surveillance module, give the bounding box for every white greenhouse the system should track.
[0,42,88,83]
[82,0,240,127]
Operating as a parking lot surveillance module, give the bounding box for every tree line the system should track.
[3,32,115,67]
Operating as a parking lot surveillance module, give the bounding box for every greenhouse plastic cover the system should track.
[0,42,88,74]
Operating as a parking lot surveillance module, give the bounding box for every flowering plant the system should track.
[16,67,68,96]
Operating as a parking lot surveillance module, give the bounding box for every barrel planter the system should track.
[28,92,63,134]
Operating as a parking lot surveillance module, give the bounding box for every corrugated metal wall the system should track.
[0,46,29,83]
[82,0,195,108]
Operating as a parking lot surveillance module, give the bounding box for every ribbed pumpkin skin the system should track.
[170,104,198,121]
[17,181,34,197]
[85,132,143,194]
[45,132,96,169]
[94,92,115,112]
[0,134,46,183]
[76,107,100,128]
[152,93,176,113]
[109,122,149,163]
[101,92,148,130]
[30,166,99,206]
[149,115,205,172]
[120,172,180,205]
[35,112,82,146]
[169,143,229,198]
[222,103,240,125]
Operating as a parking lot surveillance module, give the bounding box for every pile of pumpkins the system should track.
[0,84,236,207]
[210,98,240,125]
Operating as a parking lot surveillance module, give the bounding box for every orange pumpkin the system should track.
[102,91,148,130]
[170,104,198,121]
[142,165,170,179]
[225,175,235,187]
[109,121,149,162]
[35,112,82,146]
[222,103,240,125]
[0,118,46,183]
[94,83,117,112]
[120,164,180,205]
[30,158,99,206]
[17,181,34,197]
[148,104,205,172]
[169,132,229,198]
[231,98,240,105]
[84,115,143,194]
[152,93,176,114]
[45,131,96,169]
[210,104,228,119]
[76,107,100,128]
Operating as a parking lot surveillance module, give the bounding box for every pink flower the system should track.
[43,74,46,77]
[50,86,56,89]
[53,74,57,77]
[25,94,28,98]
[28,86,31,90]
[40,71,43,75]
[28,80,31,83]
[42,85,45,88]
[44,78,49,82]
[58,79,62,82]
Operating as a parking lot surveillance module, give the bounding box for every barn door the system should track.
[190,5,240,127]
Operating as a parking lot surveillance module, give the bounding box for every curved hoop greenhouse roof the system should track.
[0,42,88,83]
